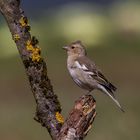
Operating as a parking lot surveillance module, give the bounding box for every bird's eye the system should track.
[71,46,75,49]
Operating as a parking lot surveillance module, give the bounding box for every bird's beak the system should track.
[63,45,68,50]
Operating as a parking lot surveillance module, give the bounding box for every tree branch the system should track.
[0,0,96,139]
[0,0,62,139]
[58,95,96,140]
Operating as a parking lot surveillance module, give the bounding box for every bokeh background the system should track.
[0,0,140,140]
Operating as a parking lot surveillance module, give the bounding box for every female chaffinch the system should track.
[63,40,124,112]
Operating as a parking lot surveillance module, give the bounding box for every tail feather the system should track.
[109,83,117,91]
[100,83,116,98]
[98,85,124,112]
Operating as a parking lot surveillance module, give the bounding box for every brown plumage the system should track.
[63,40,124,112]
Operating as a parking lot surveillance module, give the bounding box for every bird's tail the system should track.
[99,85,124,112]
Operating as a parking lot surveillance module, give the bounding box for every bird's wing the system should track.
[76,56,106,80]
[76,56,117,93]
[75,56,124,112]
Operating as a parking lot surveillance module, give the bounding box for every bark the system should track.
[0,0,96,139]
[58,95,96,140]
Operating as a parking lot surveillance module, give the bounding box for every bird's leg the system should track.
[86,90,92,95]
[83,91,90,96]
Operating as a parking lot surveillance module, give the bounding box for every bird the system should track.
[63,40,124,112]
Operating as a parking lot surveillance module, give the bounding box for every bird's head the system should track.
[63,40,87,57]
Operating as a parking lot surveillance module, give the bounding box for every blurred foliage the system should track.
[0,1,140,140]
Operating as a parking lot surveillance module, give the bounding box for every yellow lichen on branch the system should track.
[31,47,41,62]
[19,16,28,27]
[13,34,20,41]
[26,40,41,62]
[55,112,64,124]
[19,16,30,32]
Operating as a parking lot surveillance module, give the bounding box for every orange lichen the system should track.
[26,40,41,62]
[19,16,28,27]
[55,112,64,124]
[26,40,33,51]
[31,47,41,62]
[13,34,20,41]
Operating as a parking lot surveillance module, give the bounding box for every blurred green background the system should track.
[0,0,140,140]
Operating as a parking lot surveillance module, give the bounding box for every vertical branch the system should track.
[0,0,96,140]
[0,0,62,139]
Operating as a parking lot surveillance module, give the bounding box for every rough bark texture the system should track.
[0,0,96,140]
[58,95,96,140]
[0,0,62,139]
